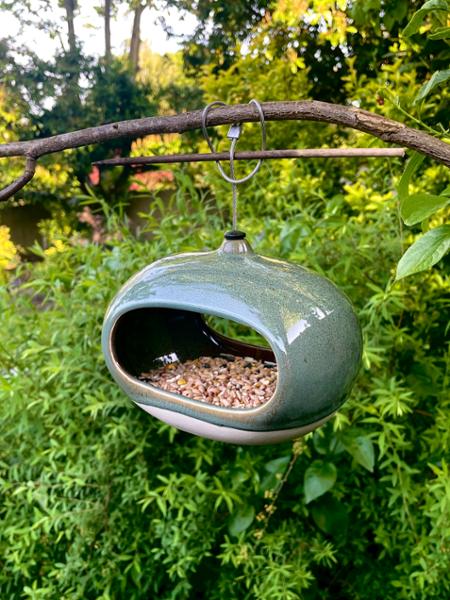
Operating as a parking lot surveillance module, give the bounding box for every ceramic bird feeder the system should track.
[102,231,362,444]
[102,99,362,444]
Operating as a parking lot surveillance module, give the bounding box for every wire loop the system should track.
[201,99,266,185]
[201,99,266,232]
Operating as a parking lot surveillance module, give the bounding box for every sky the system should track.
[2,1,196,60]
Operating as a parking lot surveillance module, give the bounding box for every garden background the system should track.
[0,1,449,598]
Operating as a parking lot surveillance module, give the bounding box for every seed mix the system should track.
[139,354,277,408]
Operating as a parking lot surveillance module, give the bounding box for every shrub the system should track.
[1,174,449,599]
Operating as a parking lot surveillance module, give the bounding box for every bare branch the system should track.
[0,157,36,203]
[93,147,406,167]
[0,100,448,202]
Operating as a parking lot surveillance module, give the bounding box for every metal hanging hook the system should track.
[201,99,267,185]
[201,99,267,232]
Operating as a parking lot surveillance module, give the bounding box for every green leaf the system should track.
[329,435,346,455]
[312,430,328,455]
[396,225,450,280]
[397,153,425,202]
[228,505,255,537]
[260,456,291,491]
[384,0,409,31]
[401,192,450,225]
[350,0,381,26]
[264,456,291,474]
[230,468,249,485]
[402,0,449,37]
[343,435,375,472]
[414,69,450,103]
[304,461,337,504]
[428,26,450,38]
[311,495,349,537]
[260,473,279,493]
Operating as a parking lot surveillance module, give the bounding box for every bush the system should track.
[1,170,449,599]
[1,1,449,597]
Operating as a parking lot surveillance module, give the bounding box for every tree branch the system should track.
[0,157,36,203]
[0,100,448,202]
[93,148,406,166]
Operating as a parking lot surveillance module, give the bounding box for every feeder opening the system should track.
[203,314,271,349]
[111,308,277,409]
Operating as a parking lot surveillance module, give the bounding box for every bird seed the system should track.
[139,355,277,408]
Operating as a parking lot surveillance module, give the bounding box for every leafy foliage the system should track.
[0,224,19,273]
[1,166,449,597]
[304,461,337,504]
[396,225,450,279]
[0,0,449,598]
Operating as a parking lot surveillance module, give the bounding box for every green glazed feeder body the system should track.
[102,237,362,439]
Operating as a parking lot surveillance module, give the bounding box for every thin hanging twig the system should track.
[0,100,449,202]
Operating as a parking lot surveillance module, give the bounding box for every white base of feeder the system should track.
[137,403,333,445]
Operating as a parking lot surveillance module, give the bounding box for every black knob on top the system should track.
[224,230,246,240]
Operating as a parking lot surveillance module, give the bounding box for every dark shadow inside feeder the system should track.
[112,308,277,408]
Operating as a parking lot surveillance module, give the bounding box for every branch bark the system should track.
[0,157,36,202]
[0,100,448,202]
[64,0,77,55]
[129,2,145,74]
[93,148,406,166]
[104,0,112,63]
